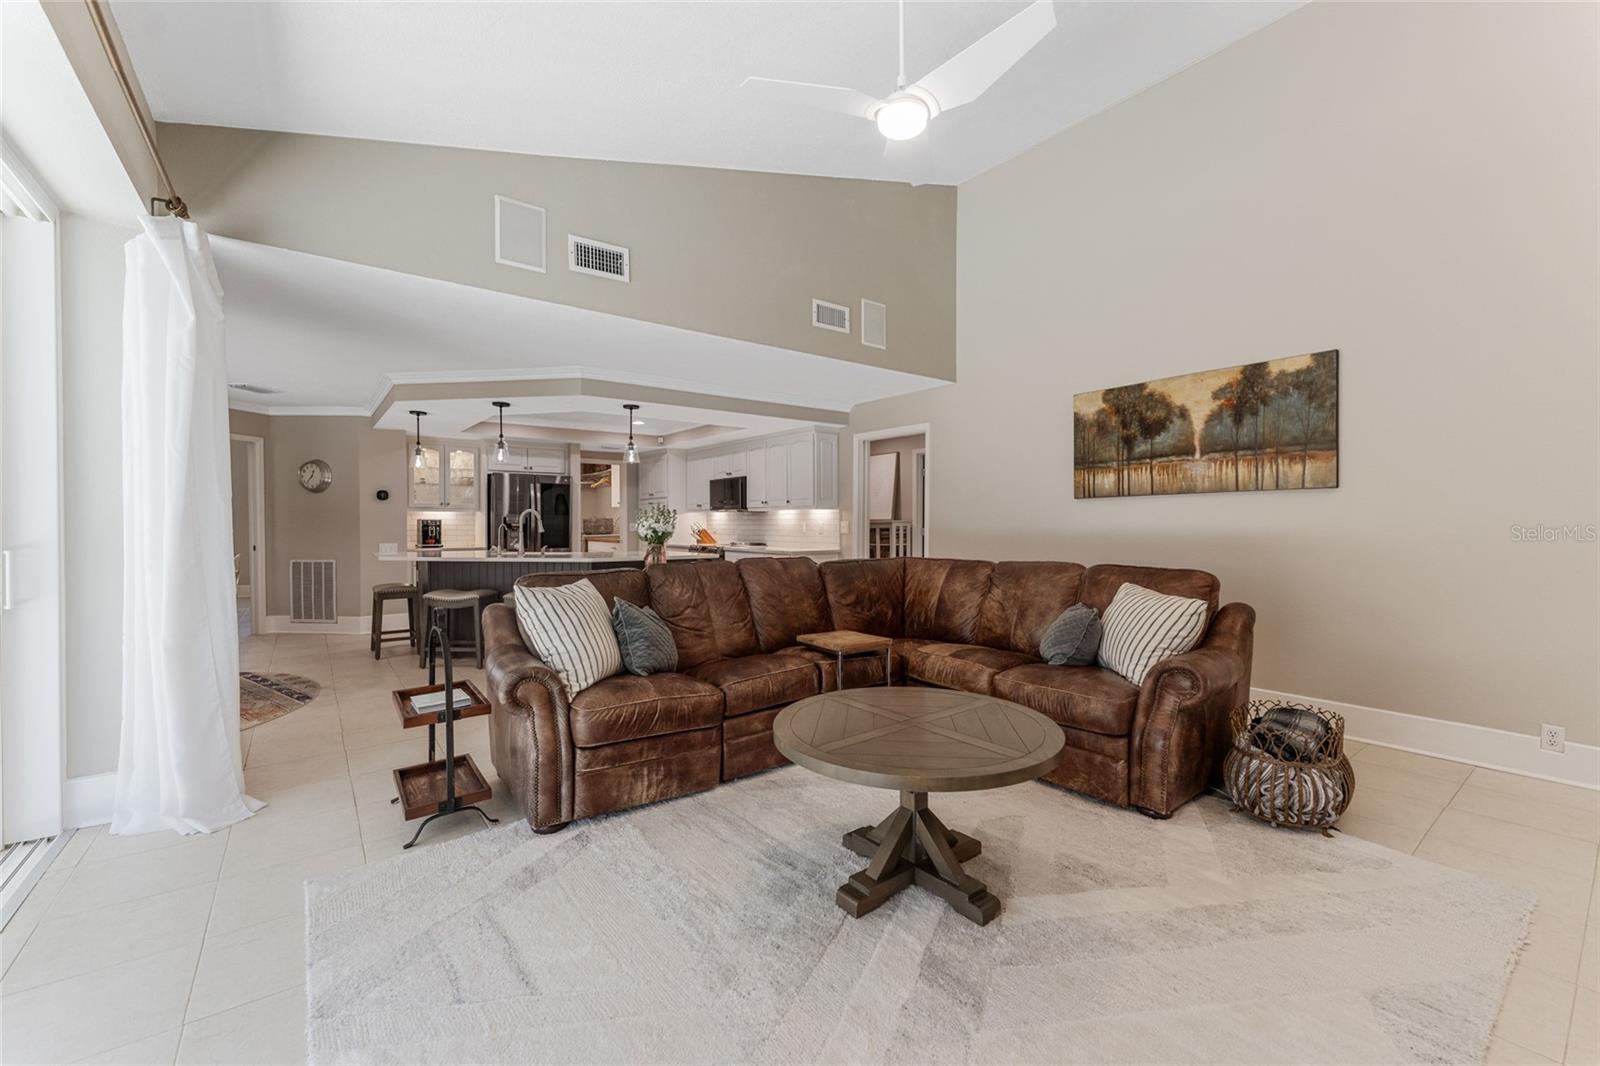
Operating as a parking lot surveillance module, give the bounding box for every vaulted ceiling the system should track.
[114,1,1300,186]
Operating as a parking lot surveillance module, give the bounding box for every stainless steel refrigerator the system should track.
[486,471,571,552]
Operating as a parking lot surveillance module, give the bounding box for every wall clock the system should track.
[298,459,334,493]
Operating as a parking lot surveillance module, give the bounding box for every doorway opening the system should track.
[852,424,930,560]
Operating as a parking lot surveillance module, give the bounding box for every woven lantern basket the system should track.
[1224,700,1355,835]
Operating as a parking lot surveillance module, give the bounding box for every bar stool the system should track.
[418,589,491,668]
[370,582,420,660]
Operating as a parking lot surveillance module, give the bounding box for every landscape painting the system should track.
[1073,350,1338,498]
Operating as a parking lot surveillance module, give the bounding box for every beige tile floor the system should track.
[2,631,1596,1064]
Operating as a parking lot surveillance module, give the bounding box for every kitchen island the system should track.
[375,548,705,600]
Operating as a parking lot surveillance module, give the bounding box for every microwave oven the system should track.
[709,475,747,511]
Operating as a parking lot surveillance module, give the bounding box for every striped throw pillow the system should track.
[1096,582,1209,685]
[512,579,622,696]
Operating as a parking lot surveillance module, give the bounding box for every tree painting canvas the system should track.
[1073,350,1338,498]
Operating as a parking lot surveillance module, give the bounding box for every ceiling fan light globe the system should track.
[875,96,929,141]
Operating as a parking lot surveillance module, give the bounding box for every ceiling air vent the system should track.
[495,195,546,273]
[812,299,850,334]
[568,235,629,282]
[860,300,887,349]
[227,383,282,395]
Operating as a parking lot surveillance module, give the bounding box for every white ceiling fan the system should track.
[741,0,1057,143]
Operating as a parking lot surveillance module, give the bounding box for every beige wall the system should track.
[229,413,411,620]
[160,125,957,380]
[850,2,1599,744]
[61,216,136,778]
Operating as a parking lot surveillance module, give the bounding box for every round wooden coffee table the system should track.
[773,687,1065,926]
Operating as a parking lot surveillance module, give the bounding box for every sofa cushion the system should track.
[1039,604,1101,666]
[905,642,1038,695]
[611,600,678,676]
[568,672,725,747]
[904,559,993,644]
[737,557,831,652]
[686,653,821,717]
[513,580,623,696]
[818,558,904,636]
[1096,582,1210,685]
[645,560,759,669]
[993,664,1140,737]
[1080,564,1218,618]
[515,567,649,609]
[975,561,1086,654]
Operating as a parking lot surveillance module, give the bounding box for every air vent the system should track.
[812,299,850,334]
[289,559,336,623]
[860,300,887,349]
[494,195,546,273]
[568,235,629,281]
[227,383,282,395]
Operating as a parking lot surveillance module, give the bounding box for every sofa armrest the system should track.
[1128,602,1256,816]
[483,603,574,830]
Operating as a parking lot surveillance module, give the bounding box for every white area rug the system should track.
[306,767,1532,1065]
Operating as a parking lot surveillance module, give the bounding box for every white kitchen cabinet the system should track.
[638,451,667,500]
[445,444,480,510]
[764,439,790,507]
[409,441,479,510]
[744,445,768,509]
[687,455,713,511]
[814,431,839,508]
[705,449,745,478]
[786,435,815,506]
[637,452,688,512]
[408,443,444,508]
[486,443,566,475]
[683,427,841,510]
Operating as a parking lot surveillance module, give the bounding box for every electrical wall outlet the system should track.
[1540,724,1566,753]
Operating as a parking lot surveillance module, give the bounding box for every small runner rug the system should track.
[240,671,321,729]
[305,767,1532,1065]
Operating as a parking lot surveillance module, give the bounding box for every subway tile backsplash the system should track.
[675,509,840,551]
[406,510,484,550]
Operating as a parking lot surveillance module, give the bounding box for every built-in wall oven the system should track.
[710,475,747,511]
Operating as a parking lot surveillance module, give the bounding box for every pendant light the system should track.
[410,409,427,469]
[623,403,641,464]
[491,401,510,462]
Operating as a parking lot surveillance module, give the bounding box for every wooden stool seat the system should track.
[419,588,492,668]
[370,583,420,659]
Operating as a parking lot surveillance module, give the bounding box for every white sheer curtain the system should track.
[112,216,262,835]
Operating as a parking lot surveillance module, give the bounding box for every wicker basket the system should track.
[1223,700,1355,835]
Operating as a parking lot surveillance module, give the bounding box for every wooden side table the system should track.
[388,608,500,848]
[797,630,893,691]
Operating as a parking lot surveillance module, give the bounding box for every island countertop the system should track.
[374,548,701,564]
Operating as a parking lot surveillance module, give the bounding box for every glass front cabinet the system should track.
[408,441,479,510]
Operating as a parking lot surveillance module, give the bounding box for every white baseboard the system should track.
[260,607,410,636]
[64,771,116,828]
[1252,686,1600,791]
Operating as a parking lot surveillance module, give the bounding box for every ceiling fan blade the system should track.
[739,77,881,120]
[912,0,1056,115]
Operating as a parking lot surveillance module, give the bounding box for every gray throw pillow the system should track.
[1039,604,1101,666]
[612,599,678,676]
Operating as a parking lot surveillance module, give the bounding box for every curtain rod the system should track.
[83,0,188,219]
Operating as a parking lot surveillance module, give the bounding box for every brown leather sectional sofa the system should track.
[483,557,1255,834]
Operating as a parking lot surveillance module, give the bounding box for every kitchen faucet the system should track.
[515,507,544,556]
